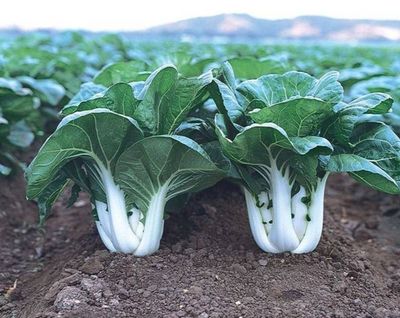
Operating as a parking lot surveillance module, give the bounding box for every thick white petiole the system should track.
[267,161,300,252]
[258,192,273,233]
[95,200,112,238]
[128,208,141,232]
[95,221,117,252]
[293,174,329,254]
[92,166,168,256]
[291,186,308,240]
[99,166,140,253]
[244,188,279,253]
[134,184,168,256]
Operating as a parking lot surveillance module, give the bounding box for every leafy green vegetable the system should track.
[26,63,226,256]
[211,65,400,254]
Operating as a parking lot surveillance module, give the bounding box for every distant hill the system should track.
[1,14,399,42]
[143,14,400,42]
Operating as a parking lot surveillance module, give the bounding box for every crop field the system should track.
[0,33,399,317]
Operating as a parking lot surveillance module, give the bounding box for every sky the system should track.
[1,0,399,31]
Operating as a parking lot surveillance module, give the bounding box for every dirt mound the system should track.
[0,173,399,318]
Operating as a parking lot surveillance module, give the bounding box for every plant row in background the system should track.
[1,33,400,176]
[25,58,400,256]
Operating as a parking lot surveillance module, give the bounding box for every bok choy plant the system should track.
[26,64,227,256]
[210,63,400,254]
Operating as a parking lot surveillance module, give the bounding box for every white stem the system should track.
[291,186,308,240]
[258,191,273,233]
[293,174,329,254]
[95,200,113,238]
[136,221,145,240]
[134,184,168,256]
[243,188,279,253]
[268,161,300,252]
[95,221,117,252]
[99,166,140,253]
[260,207,273,234]
[128,208,141,232]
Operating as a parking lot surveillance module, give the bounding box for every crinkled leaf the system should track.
[208,79,244,124]
[237,71,343,106]
[133,65,213,135]
[216,122,332,166]
[351,122,400,185]
[323,93,393,145]
[249,97,334,137]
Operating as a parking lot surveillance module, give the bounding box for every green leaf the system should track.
[17,76,65,106]
[62,83,139,117]
[132,65,178,133]
[228,56,287,79]
[26,109,144,200]
[7,120,35,148]
[115,135,226,213]
[36,171,70,225]
[0,94,39,121]
[249,97,334,137]
[62,82,106,115]
[216,123,332,166]
[133,65,213,135]
[324,154,399,194]
[0,78,26,95]
[208,79,245,137]
[0,116,9,138]
[93,61,148,87]
[323,93,393,145]
[179,58,215,77]
[237,71,343,106]
[351,122,400,186]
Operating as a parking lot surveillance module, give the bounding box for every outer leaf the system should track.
[115,135,226,212]
[323,93,393,145]
[249,97,334,137]
[351,122,400,185]
[62,82,106,115]
[26,109,143,200]
[216,122,332,166]
[324,154,399,194]
[62,83,139,117]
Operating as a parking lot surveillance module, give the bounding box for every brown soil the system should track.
[0,168,399,317]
